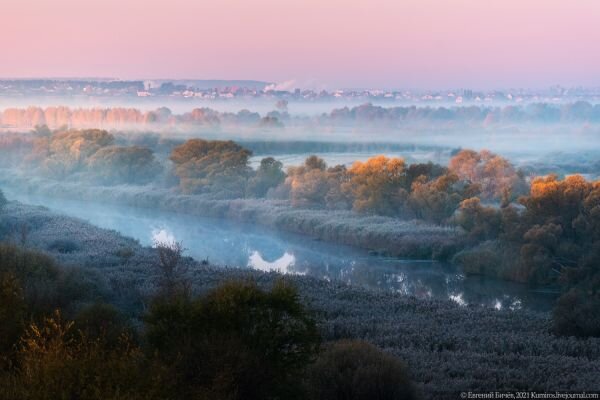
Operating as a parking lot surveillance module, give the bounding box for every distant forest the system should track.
[2,101,600,131]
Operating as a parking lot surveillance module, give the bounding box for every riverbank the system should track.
[0,171,463,260]
[0,200,599,396]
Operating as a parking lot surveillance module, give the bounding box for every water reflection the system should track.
[8,191,558,312]
[247,251,299,274]
[151,228,177,246]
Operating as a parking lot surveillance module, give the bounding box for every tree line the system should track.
[0,107,283,130]
[2,128,600,336]
[454,174,600,337]
[3,101,600,131]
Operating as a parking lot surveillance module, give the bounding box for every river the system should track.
[8,190,558,312]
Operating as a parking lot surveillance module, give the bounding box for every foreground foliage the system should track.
[0,247,325,400]
[306,340,420,400]
[145,280,320,399]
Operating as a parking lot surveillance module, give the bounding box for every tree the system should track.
[87,146,162,185]
[3,311,149,400]
[145,280,320,400]
[259,116,284,128]
[343,155,407,215]
[408,173,479,223]
[455,197,502,241]
[286,156,350,209]
[153,241,189,300]
[31,124,52,138]
[448,149,527,202]
[169,139,252,197]
[553,288,600,337]
[305,340,420,400]
[0,272,25,363]
[30,129,114,178]
[246,157,286,198]
[275,99,288,111]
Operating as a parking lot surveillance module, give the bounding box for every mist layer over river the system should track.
[8,191,557,312]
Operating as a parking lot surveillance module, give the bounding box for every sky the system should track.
[1,0,599,89]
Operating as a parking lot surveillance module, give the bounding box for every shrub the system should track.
[153,240,189,300]
[0,311,151,400]
[115,247,135,260]
[553,288,600,338]
[74,303,135,349]
[31,129,115,178]
[0,189,7,211]
[48,238,79,254]
[247,157,286,198]
[86,145,163,185]
[305,340,420,400]
[0,272,26,363]
[145,280,320,400]
[0,243,96,317]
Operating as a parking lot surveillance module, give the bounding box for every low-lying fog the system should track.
[7,190,557,312]
[249,150,450,169]
[1,99,598,315]
[0,97,401,117]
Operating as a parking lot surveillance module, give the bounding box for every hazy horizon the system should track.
[2,0,600,90]
[1,76,597,92]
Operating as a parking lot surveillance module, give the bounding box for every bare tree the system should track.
[153,240,190,299]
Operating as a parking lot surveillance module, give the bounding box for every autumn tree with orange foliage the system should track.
[449,149,528,204]
[170,139,252,197]
[454,174,600,336]
[408,173,480,223]
[286,156,351,209]
[29,129,115,178]
[343,155,407,215]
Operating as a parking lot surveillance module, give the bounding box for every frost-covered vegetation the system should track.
[0,174,462,260]
[1,127,599,339]
[0,199,599,398]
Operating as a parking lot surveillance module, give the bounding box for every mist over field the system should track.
[2,95,600,397]
[2,0,600,397]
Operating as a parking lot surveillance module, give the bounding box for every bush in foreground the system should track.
[0,311,151,400]
[553,288,600,338]
[306,340,420,400]
[145,279,321,400]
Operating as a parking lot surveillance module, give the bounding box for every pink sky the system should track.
[1,0,599,89]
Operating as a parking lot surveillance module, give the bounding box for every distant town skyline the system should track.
[0,77,597,93]
[2,0,599,89]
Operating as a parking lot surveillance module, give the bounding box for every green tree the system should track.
[246,157,286,197]
[145,280,320,400]
[87,146,162,185]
